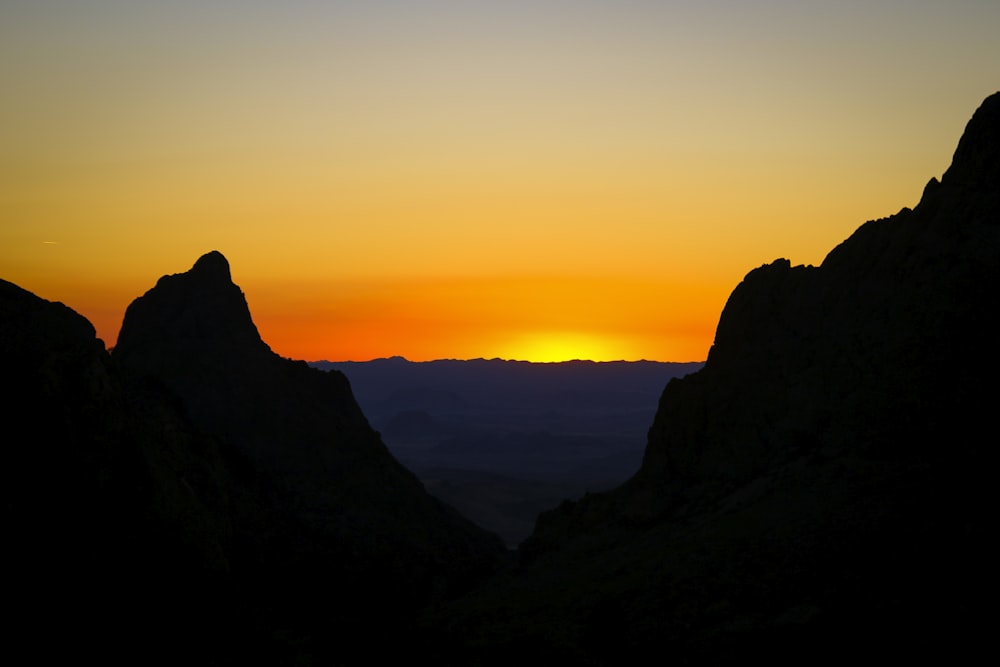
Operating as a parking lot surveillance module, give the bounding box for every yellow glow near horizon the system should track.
[498,331,634,363]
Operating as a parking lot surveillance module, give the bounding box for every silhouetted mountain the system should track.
[424,93,1000,663]
[112,250,504,662]
[1,278,240,664]
[2,252,504,664]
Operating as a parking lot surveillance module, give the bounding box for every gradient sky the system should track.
[2,1,998,362]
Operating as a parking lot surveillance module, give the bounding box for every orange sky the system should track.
[2,2,998,361]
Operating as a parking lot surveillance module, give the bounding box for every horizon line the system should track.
[306,355,707,365]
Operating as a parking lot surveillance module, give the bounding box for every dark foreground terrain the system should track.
[2,92,997,664]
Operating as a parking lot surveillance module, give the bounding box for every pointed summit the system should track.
[189,250,232,282]
[114,251,271,366]
[941,91,1000,190]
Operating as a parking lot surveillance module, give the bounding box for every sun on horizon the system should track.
[484,330,637,364]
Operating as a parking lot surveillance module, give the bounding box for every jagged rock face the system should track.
[2,258,504,663]
[0,278,196,566]
[116,250,272,365]
[2,278,122,563]
[113,250,504,661]
[114,250,371,470]
[643,92,1000,487]
[942,91,1000,190]
[434,93,1000,663]
[0,278,238,664]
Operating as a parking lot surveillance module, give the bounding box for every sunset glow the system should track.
[499,331,633,365]
[2,2,998,362]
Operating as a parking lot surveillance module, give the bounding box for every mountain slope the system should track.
[0,250,505,664]
[426,92,1000,663]
[112,253,505,657]
[1,278,242,664]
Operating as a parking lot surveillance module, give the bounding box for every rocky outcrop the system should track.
[429,93,1000,663]
[1,278,238,664]
[113,250,504,662]
[2,251,504,664]
[642,92,1000,489]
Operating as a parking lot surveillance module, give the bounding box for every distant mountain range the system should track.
[2,90,997,665]
[311,357,702,546]
[313,357,702,412]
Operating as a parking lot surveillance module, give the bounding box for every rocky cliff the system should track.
[112,250,505,661]
[427,92,1000,663]
[1,278,238,664]
[2,252,504,664]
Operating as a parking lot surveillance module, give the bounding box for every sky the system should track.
[2,1,998,362]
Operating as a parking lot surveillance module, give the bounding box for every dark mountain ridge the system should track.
[112,250,506,658]
[1,277,239,663]
[4,252,505,664]
[424,92,1000,663]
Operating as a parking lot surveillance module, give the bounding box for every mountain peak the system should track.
[941,90,1000,189]
[190,250,232,282]
[114,251,271,364]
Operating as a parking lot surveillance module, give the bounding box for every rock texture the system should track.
[427,93,1000,663]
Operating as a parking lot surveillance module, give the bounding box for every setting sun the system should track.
[499,330,631,363]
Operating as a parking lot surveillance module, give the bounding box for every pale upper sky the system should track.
[2,1,998,361]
